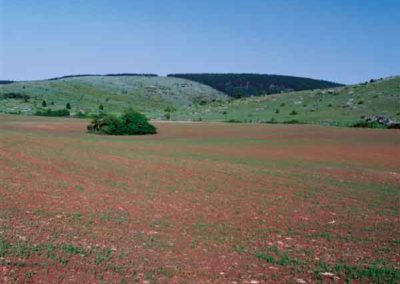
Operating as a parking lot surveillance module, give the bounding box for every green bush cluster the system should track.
[87,108,156,135]
[352,120,400,129]
[2,92,30,100]
[73,111,89,118]
[35,109,70,117]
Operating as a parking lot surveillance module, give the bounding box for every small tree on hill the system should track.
[164,106,176,120]
[66,102,71,109]
[42,100,47,107]
[99,104,104,111]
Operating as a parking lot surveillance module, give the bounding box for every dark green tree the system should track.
[164,106,176,120]
[87,108,156,135]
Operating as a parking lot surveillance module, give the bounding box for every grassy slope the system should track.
[1,75,399,127]
[0,76,228,118]
[185,77,400,125]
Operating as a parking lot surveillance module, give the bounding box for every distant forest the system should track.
[47,73,158,81]
[0,80,14,85]
[168,73,343,98]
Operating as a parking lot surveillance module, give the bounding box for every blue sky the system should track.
[0,0,399,83]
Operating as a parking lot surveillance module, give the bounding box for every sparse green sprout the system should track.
[256,252,274,263]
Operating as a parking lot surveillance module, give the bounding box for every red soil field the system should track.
[0,114,399,283]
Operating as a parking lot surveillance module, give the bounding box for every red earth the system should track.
[0,114,399,283]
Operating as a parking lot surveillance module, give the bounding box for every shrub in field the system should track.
[42,100,47,107]
[120,108,157,135]
[87,113,123,134]
[289,110,298,115]
[352,115,400,129]
[225,119,242,123]
[353,120,400,129]
[352,121,383,128]
[87,108,156,135]
[388,123,400,129]
[284,119,301,124]
[66,103,71,109]
[73,111,89,118]
[35,109,70,117]
[2,92,30,101]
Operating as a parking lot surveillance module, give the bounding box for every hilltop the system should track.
[0,75,228,118]
[180,76,400,126]
[168,73,343,98]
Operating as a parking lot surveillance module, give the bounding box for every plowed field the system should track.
[0,115,399,283]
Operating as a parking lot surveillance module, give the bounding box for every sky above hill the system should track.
[0,0,399,84]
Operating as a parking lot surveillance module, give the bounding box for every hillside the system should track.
[168,73,343,98]
[178,77,400,126]
[1,75,399,127]
[0,75,228,118]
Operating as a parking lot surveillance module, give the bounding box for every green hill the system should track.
[178,76,400,126]
[1,75,399,128]
[168,73,343,98]
[0,75,228,118]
